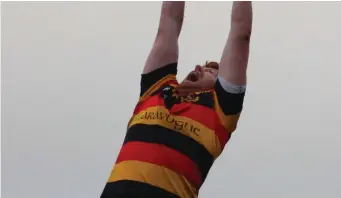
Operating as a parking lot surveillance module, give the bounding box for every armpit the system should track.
[217,75,246,94]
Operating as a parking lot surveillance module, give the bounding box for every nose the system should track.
[195,65,203,72]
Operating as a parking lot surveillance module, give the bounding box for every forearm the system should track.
[157,1,185,38]
[218,1,252,86]
[230,1,252,37]
[143,2,184,74]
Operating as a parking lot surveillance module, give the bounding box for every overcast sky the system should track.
[2,1,341,198]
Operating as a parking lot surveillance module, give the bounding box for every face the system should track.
[176,65,219,96]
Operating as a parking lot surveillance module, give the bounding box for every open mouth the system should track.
[186,71,200,82]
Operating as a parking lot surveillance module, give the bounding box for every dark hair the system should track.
[203,61,219,70]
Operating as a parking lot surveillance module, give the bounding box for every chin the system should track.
[182,79,199,84]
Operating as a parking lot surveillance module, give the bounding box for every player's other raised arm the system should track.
[218,1,252,86]
[143,1,185,74]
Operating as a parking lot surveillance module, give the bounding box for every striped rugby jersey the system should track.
[101,63,245,198]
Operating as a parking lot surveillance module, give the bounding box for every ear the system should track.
[206,62,219,70]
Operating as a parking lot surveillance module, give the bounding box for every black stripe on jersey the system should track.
[101,180,180,198]
[124,124,214,185]
[214,79,245,115]
[140,63,178,97]
[152,85,215,109]
[192,91,215,109]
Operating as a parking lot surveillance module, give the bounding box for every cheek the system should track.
[203,74,217,85]
[206,73,217,81]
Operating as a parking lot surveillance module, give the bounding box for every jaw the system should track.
[178,77,217,96]
[177,79,206,96]
[177,70,216,96]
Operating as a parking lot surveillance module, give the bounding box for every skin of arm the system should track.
[143,1,185,74]
[218,1,253,86]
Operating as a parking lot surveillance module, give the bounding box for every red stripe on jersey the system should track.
[116,141,201,188]
[134,95,230,147]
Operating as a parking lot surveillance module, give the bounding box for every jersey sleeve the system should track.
[213,78,246,133]
[139,63,178,101]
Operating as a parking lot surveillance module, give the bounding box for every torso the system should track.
[101,63,244,198]
[104,83,231,198]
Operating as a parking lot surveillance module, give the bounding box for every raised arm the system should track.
[218,1,252,86]
[143,1,185,74]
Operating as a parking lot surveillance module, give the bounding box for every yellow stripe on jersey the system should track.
[108,160,198,198]
[139,74,177,102]
[212,91,241,133]
[128,106,222,158]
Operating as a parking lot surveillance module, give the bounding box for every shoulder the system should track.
[214,76,246,115]
[213,76,246,132]
[140,63,178,101]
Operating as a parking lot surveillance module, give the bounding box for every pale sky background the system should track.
[2,1,341,198]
